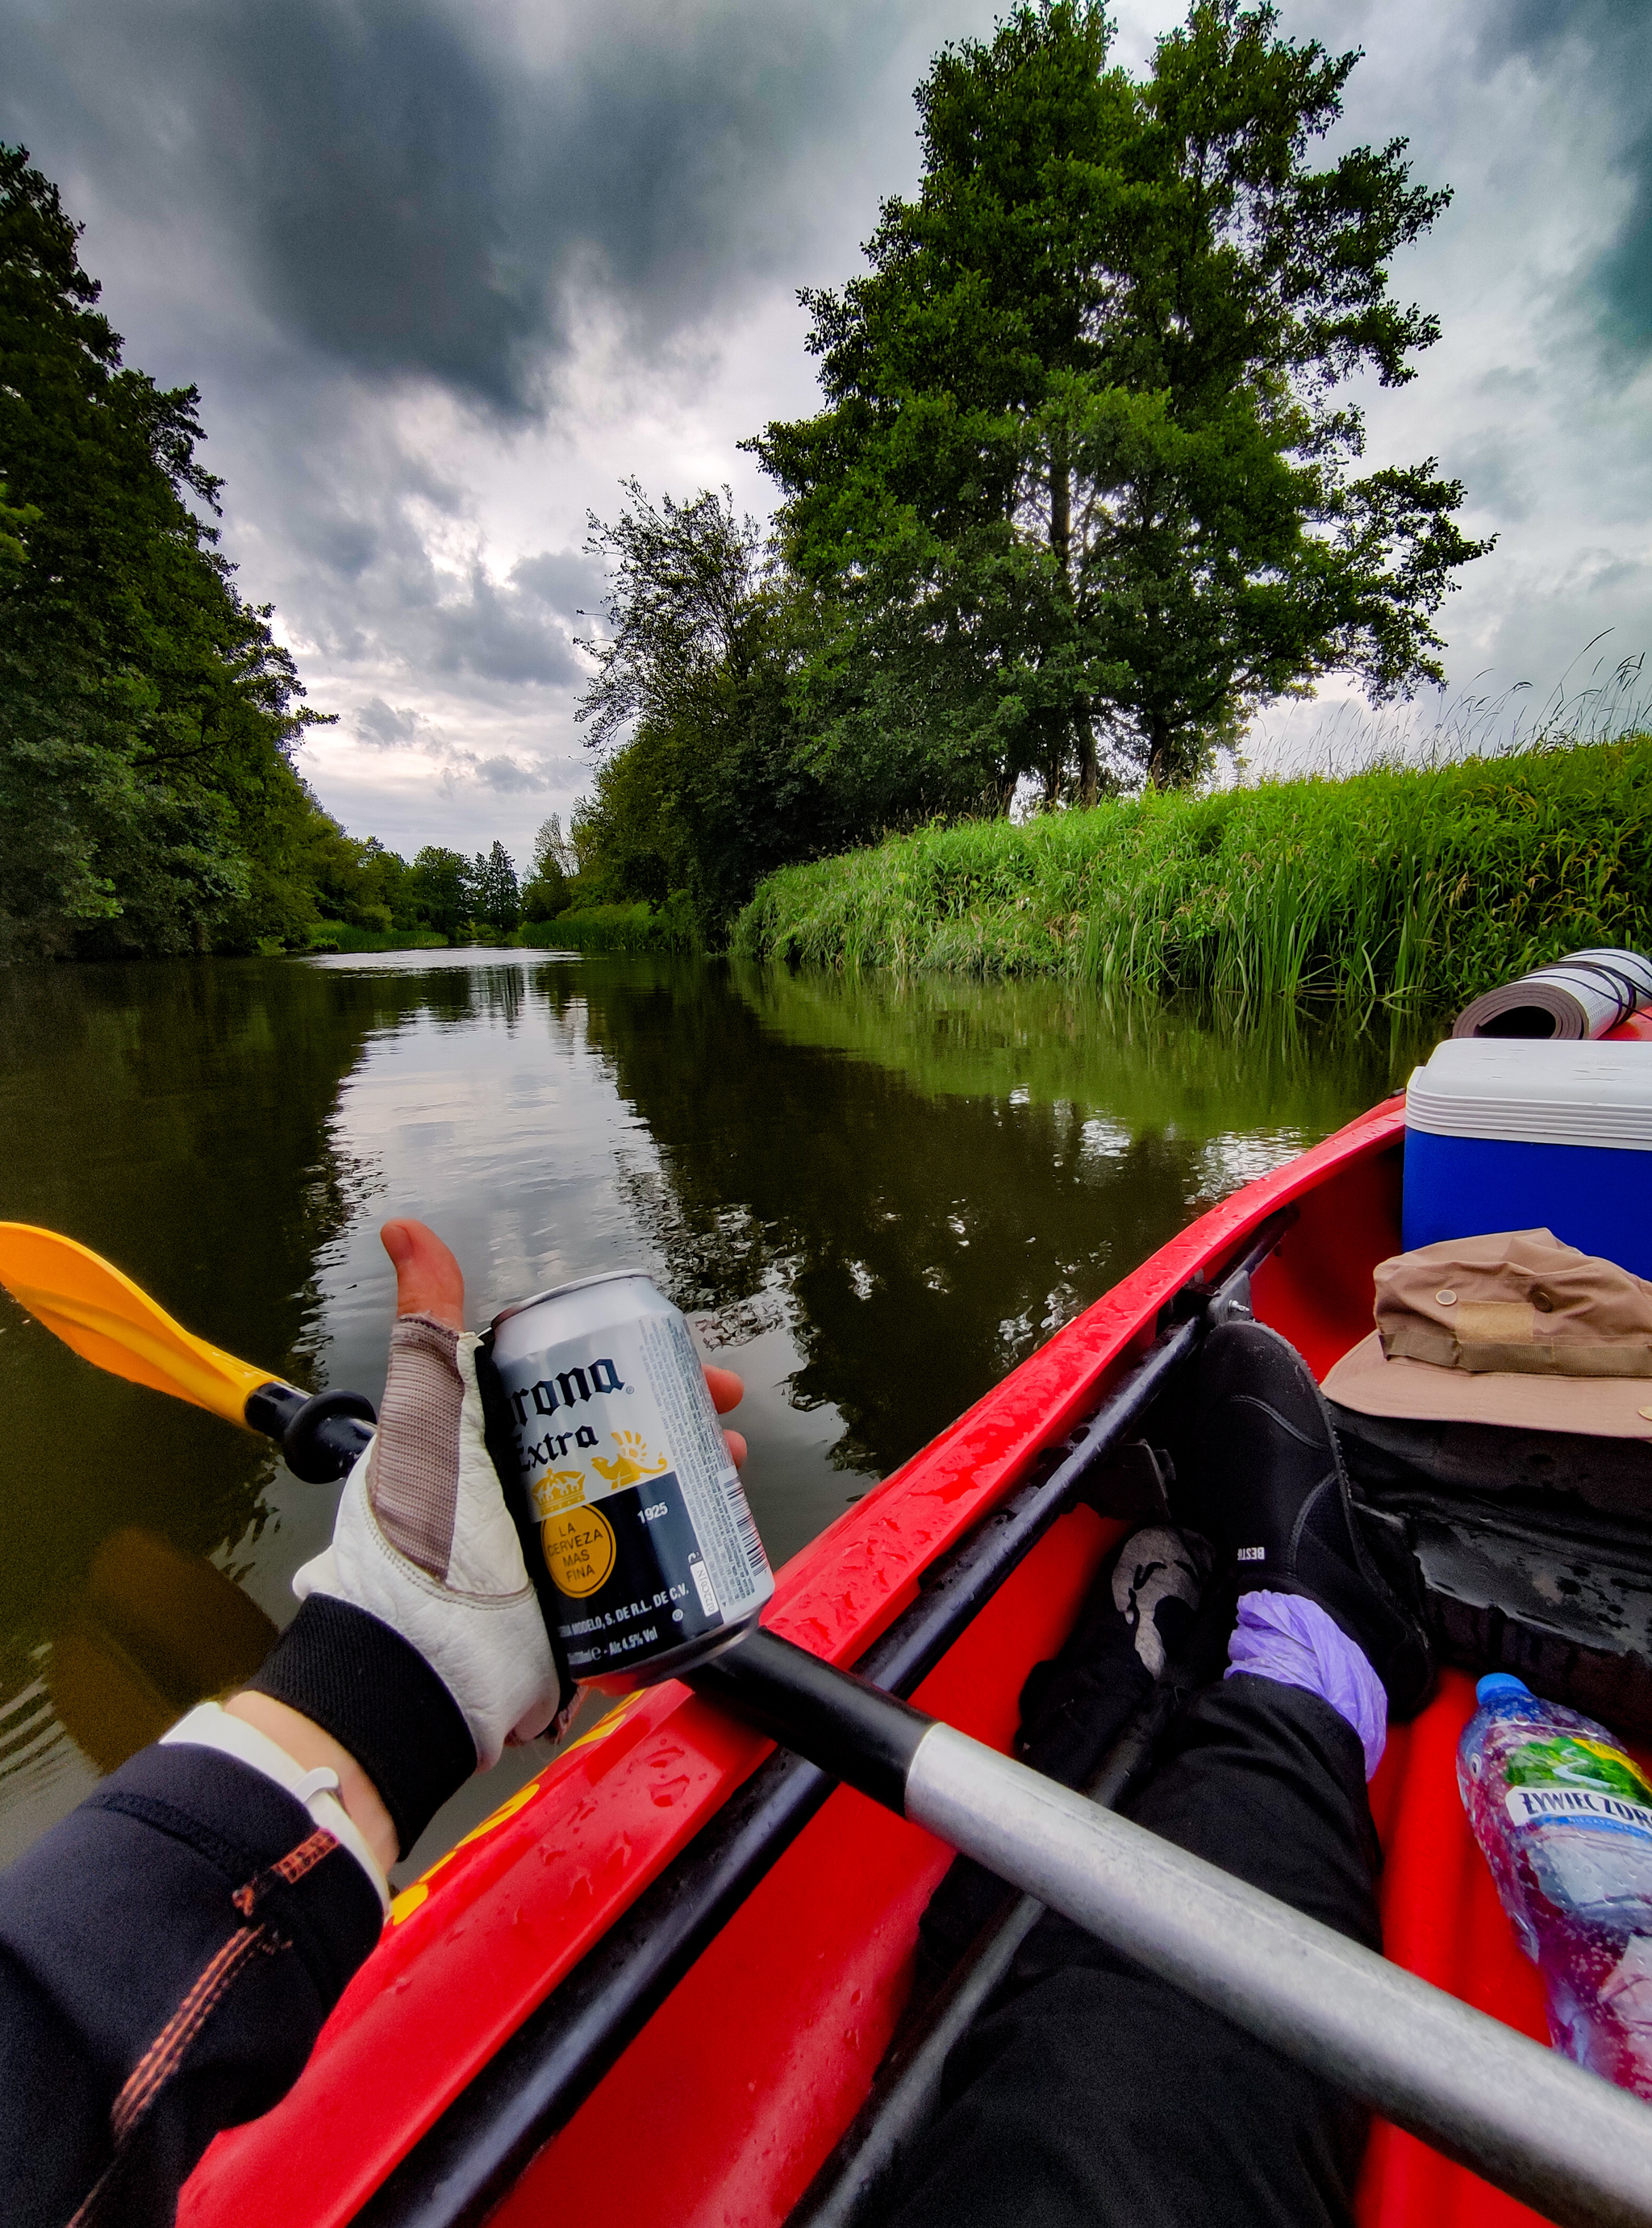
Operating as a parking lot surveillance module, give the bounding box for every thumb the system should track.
[380,1220,465,1331]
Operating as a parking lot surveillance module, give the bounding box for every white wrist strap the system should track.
[161,1703,390,1916]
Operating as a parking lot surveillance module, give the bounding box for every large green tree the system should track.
[0,146,333,957]
[753,0,1490,799]
[473,840,521,933]
[407,847,475,941]
[576,482,850,927]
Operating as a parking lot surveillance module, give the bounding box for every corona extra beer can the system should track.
[478,1270,774,1692]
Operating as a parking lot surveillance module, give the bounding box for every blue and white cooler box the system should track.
[1403,1038,1652,1277]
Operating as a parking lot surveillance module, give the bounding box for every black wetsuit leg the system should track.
[886,1675,1381,2228]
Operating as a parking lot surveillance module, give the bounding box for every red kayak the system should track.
[179,1077,1637,2228]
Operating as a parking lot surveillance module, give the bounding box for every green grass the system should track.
[304,922,448,954]
[515,903,695,954]
[734,736,1652,1011]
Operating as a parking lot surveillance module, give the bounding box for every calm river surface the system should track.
[0,950,1426,1877]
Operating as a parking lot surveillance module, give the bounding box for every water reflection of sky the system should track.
[0,952,1425,1873]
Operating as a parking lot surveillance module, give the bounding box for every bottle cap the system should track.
[1476,1672,1532,1704]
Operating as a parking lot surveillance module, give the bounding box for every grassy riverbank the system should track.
[734,738,1652,1007]
[304,923,448,954]
[516,901,696,954]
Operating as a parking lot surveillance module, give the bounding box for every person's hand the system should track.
[378,1222,748,1468]
[703,1362,747,1471]
[236,1223,746,1863]
[285,1220,565,1773]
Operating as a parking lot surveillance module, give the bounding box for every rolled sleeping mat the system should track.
[1452,947,1652,1041]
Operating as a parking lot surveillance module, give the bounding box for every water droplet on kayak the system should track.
[651,1775,690,1808]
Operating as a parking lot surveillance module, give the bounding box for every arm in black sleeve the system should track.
[0,1600,474,2228]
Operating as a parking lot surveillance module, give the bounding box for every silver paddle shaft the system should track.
[907,1724,1652,2228]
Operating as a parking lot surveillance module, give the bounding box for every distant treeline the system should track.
[307,827,586,952]
[735,737,1652,1008]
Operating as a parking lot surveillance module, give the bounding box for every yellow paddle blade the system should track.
[0,1223,273,1429]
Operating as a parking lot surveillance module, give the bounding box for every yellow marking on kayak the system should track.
[388,1779,547,1922]
[557,1694,646,1757]
[387,1704,650,1923]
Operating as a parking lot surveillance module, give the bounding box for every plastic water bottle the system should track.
[1458,1673,1652,2099]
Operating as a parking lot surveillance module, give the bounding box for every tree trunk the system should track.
[1050,431,1070,583]
[1146,712,1174,790]
[1076,698,1097,808]
[1049,432,1084,809]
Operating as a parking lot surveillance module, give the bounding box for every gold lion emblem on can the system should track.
[540,1504,616,1598]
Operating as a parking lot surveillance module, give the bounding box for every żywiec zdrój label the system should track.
[1503,1734,1652,1841]
[1505,1788,1652,1834]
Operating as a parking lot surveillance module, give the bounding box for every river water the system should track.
[0,950,1424,1877]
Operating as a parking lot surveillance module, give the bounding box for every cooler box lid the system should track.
[1405,1037,1652,1150]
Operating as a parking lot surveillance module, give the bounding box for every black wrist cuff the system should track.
[247,1596,477,1859]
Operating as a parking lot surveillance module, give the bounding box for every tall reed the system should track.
[733,736,1652,1011]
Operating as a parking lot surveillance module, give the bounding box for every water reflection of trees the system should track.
[0,958,485,1825]
[569,961,1402,1482]
[419,960,532,1033]
[0,948,1412,1846]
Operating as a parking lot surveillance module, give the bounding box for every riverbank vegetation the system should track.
[734,736,1652,1007]
[517,901,695,955]
[0,148,349,961]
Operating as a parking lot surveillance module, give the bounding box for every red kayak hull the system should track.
[181,1093,1558,2228]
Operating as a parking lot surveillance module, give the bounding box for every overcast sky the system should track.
[5,0,1650,860]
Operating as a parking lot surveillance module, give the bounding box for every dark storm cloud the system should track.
[1447,429,1534,524]
[426,565,584,686]
[1,0,925,415]
[354,695,424,746]
[1478,0,1652,363]
[510,549,601,617]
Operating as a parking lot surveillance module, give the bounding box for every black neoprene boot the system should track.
[1184,1319,1433,1717]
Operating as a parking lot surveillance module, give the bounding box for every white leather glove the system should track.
[294,1312,565,1770]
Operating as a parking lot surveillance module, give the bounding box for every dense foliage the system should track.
[0,148,545,961]
[753,0,1485,804]
[577,0,1487,938]
[572,483,853,933]
[0,147,347,957]
[736,737,1652,1008]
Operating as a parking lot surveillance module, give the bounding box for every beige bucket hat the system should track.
[1322,1229,1652,1440]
